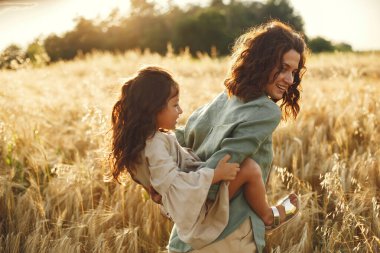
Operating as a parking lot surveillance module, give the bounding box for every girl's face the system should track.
[265,49,300,100]
[156,93,183,130]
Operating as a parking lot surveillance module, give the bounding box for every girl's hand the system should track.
[213,154,240,183]
[148,185,162,204]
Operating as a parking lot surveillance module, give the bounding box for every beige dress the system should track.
[132,131,229,249]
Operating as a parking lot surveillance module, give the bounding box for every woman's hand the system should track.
[212,154,240,183]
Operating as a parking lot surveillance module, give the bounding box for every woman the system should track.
[168,20,307,253]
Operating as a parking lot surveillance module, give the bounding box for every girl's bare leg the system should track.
[228,158,274,225]
[229,158,299,225]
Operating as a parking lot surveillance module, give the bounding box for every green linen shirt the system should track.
[169,91,281,253]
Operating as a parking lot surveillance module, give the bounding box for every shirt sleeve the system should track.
[204,105,281,199]
[145,134,220,245]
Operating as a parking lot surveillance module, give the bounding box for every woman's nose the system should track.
[284,71,294,85]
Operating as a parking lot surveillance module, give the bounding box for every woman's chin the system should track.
[273,94,283,100]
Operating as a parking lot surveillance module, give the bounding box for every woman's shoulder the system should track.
[254,96,281,114]
[246,94,279,107]
[233,95,281,121]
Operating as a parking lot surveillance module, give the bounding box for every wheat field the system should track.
[0,50,379,253]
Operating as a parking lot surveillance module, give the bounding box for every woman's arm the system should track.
[204,109,281,199]
[174,126,186,147]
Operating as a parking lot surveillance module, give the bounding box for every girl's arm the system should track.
[147,153,239,204]
[145,133,239,197]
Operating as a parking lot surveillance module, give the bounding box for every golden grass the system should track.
[0,50,379,252]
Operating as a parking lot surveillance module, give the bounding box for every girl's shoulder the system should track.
[144,131,181,160]
[146,131,177,147]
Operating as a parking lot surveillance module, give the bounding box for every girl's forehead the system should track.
[170,94,179,100]
[170,86,179,96]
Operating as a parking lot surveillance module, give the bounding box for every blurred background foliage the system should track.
[1,0,353,70]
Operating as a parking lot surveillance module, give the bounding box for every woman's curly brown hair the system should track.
[111,66,178,182]
[224,20,308,119]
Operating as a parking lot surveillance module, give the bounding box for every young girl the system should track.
[110,66,298,249]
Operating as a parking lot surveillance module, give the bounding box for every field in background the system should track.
[0,50,379,252]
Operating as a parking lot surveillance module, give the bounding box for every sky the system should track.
[1,0,380,52]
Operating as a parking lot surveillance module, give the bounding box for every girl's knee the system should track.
[240,158,262,178]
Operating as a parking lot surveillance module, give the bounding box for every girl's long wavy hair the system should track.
[111,66,179,182]
[224,20,308,119]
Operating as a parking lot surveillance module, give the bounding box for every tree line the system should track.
[1,0,352,70]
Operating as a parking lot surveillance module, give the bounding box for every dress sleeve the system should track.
[145,135,179,194]
[145,134,215,232]
[205,105,281,199]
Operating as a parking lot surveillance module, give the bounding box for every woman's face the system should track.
[265,49,300,100]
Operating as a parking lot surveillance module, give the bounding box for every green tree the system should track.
[44,17,105,61]
[225,1,264,42]
[174,8,229,55]
[26,39,50,66]
[334,42,353,52]
[130,0,156,16]
[44,35,65,61]
[71,17,104,53]
[0,44,25,70]
[44,33,78,61]
[308,36,334,53]
[210,0,225,8]
[39,0,307,61]
[261,0,304,32]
